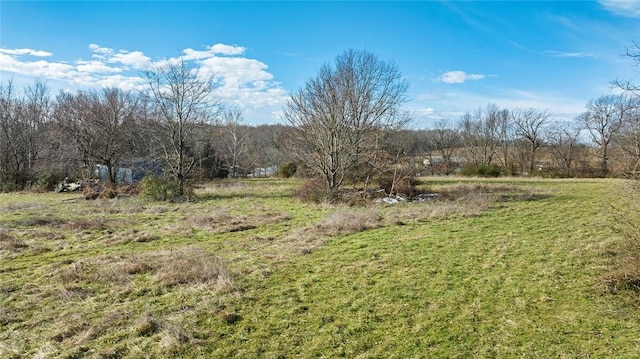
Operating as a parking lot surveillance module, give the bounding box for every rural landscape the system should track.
[3,4,640,355]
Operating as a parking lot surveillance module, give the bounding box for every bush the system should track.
[377,174,421,197]
[279,161,298,178]
[1,181,18,193]
[140,177,178,202]
[295,177,334,203]
[139,177,192,202]
[36,173,64,191]
[460,164,502,177]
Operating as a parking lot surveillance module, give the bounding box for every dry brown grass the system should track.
[153,247,234,291]
[0,229,27,251]
[314,210,383,236]
[191,209,290,234]
[57,247,234,292]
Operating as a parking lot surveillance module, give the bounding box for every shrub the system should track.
[295,177,334,203]
[139,177,193,202]
[279,161,298,178]
[460,164,502,177]
[1,181,18,193]
[377,174,421,197]
[36,173,64,191]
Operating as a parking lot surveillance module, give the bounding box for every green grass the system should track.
[1,177,638,358]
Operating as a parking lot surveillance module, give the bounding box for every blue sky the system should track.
[1,1,640,127]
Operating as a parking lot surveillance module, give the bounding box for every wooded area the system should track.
[2,48,640,193]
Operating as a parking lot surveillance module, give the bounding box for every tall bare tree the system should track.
[142,59,223,195]
[615,101,640,177]
[0,80,50,188]
[459,104,502,168]
[54,88,139,184]
[577,94,634,176]
[547,121,582,176]
[218,108,249,178]
[511,108,549,174]
[426,119,460,174]
[282,49,410,190]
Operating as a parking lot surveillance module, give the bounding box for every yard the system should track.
[1,177,638,358]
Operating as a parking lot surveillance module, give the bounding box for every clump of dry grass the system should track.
[104,229,160,245]
[63,219,107,232]
[57,247,234,294]
[191,209,290,234]
[314,210,383,236]
[153,247,234,291]
[0,229,27,251]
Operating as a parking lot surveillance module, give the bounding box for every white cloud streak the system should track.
[0,48,52,57]
[599,0,640,18]
[439,71,486,84]
[544,50,598,58]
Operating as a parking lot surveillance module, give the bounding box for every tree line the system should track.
[0,60,289,193]
[1,47,640,194]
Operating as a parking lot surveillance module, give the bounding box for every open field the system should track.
[1,177,639,358]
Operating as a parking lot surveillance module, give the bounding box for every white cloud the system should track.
[76,60,122,73]
[439,71,486,84]
[544,50,598,58]
[210,44,245,55]
[109,51,151,68]
[0,43,288,124]
[599,0,640,18]
[88,43,113,55]
[0,48,52,57]
[182,44,246,61]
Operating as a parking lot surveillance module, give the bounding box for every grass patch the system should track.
[0,178,638,357]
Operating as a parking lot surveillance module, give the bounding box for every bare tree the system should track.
[23,80,50,177]
[547,121,582,177]
[282,49,411,190]
[0,80,50,189]
[493,107,512,171]
[426,119,460,174]
[218,108,249,178]
[53,88,139,185]
[511,108,549,174]
[142,59,223,195]
[459,104,501,168]
[615,101,640,177]
[577,94,634,176]
[613,41,640,96]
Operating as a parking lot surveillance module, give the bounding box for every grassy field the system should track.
[1,177,639,358]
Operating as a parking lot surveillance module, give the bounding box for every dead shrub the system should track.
[153,246,234,291]
[83,186,100,200]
